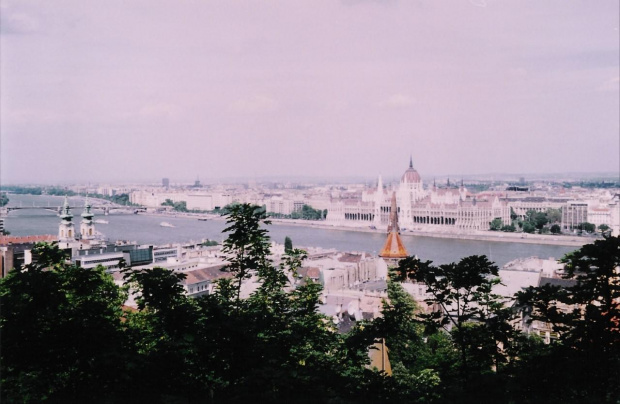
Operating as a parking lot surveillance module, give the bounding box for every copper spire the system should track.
[379,192,408,259]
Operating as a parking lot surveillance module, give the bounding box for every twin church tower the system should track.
[58,197,96,241]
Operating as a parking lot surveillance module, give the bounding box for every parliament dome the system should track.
[401,157,421,183]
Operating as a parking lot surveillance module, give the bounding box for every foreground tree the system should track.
[393,255,517,402]
[284,235,293,253]
[0,243,127,403]
[516,236,620,403]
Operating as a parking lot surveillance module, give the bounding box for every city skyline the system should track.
[1,1,618,184]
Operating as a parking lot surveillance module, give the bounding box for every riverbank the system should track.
[266,219,591,247]
[136,210,591,248]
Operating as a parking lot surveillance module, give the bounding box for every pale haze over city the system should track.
[1,0,618,184]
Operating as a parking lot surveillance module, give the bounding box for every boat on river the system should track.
[160,222,175,228]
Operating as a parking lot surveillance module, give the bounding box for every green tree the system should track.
[522,222,536,233]
[501,224,516,232]
[516,236,620,403]
[489,218,503,231]
[546,208,562,224]
[221,203,272,301]
[0,192,8,207]
[0,242,128,403]
[121,266,203,401]
[199,203,376,403]
[284,235,293,253]
[510,207,518,221]
[598,224,610,234]
[577,222,596,233]
[372,280,442,403]
[393,255,517,401]
[550,224,562,234]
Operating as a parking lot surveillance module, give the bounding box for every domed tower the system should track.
[58,197,76,241]
[400,156,423,197]
[80,198,96,239]
[398,156,425,229]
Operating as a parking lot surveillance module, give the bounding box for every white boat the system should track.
[160,222,175,228]
[94,219,109,224]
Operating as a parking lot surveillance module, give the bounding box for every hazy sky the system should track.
[1,0,618,184]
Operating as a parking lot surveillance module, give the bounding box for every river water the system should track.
[2,194,576,267]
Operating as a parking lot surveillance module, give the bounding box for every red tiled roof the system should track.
[0,235,57,245]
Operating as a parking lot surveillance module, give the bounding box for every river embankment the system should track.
[136,209,591,248]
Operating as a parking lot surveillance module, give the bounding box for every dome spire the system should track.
[409,155,413,168]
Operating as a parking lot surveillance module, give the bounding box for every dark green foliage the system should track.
[46,187,77,196]
[576,222,596,233]
[501,224,516,232]
[393,255,519,402]
[161,198,188,212]
[489,217,502,230]
[0,186,43,195]
[598,223,610,233]
[515,236,620,403]
[550,223,562,234]
[290,204,324,220]
[525,209,549,230]
[0,192,8,207]
[87,192,137,206]
[3,210,618,403]
[220,203,272,300]
[284,235,293,252]
[522,222,536,233]
[546,208,562,224]
[0,242,127,403]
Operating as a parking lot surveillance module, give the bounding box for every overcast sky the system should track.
[1,0,618,184]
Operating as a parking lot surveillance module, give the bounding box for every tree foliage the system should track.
[489,217,502,231]
[3,210,619,403]
[0,242,128,403]
[284,235,293,253]
[515,236,620,403]
[161,198,188,212]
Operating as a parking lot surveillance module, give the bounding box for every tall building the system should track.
[162,178,170,188]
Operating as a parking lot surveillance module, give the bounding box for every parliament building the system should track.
[327,158,510,232]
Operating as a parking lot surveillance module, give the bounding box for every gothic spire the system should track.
[379,192,408,259]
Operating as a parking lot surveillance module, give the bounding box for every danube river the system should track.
[2,194,577,267]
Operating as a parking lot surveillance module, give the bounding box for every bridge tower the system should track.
[58,197,76,241]
[80,198,96,239]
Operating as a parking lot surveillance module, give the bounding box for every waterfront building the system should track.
[561,201,590,232]
[506,196,568,219]
[327,158,511,231]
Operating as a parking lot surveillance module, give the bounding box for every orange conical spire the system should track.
[379,192,408,259]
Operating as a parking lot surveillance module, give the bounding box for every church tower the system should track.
[58,197,75,241]
[80,198,96,239]
[379,192,409,266]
